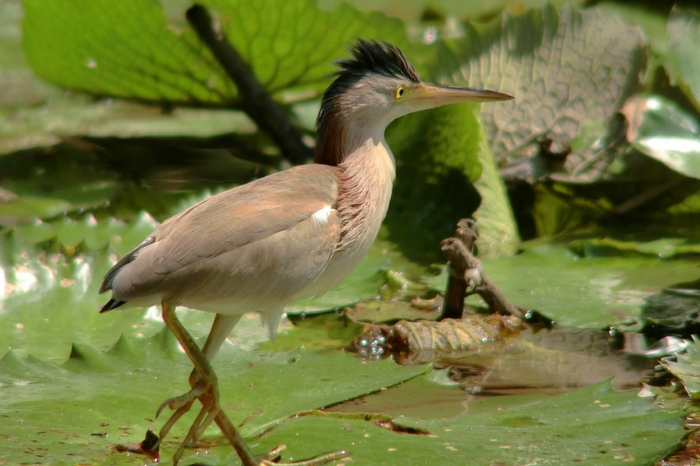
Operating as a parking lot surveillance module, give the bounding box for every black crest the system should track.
[315,40,420,166]
[337,39,420,83]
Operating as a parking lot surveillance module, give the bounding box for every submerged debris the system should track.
[114,428,159,461]
[350,314,521,364]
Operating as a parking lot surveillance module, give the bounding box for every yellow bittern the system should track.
[99,39,511,465]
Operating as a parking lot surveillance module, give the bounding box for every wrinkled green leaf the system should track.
[435,4,645,183]
[22,0,409,106]
[667,7,700,112]
[423,244,700,329]
[621,95,700,179]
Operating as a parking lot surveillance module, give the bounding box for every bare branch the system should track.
[440,219,523,320]
[186,4,314,165]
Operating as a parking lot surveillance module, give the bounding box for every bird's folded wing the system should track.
[102,164,342,305]
[154,164,339,269]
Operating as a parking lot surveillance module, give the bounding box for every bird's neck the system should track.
[334,122,396,251]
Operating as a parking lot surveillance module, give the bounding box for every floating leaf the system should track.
[435,4,645,183]
[0,330,427,464]
[423,244,700,329]
[259,381,685,465]
[0,196,73,223]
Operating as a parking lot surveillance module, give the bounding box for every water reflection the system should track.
[352,325,656,393]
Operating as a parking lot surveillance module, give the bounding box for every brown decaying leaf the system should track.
[351,314,521,365]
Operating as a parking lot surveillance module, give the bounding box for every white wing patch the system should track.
[311,205,332,226]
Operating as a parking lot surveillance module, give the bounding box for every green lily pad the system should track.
[0,222,427,464]
[621,94,700,180]
[0,329,427,464]
[259,381,685,465]
[423,244,700,329]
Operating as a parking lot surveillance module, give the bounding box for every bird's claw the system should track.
[156,383,205,418]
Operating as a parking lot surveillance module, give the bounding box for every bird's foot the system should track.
[255,445,350,466]
[156,378,221,466]
[156,383,204,418]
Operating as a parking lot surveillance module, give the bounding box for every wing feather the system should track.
[99,164,341,313]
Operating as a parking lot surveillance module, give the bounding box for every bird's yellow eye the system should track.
[394,86,405,99]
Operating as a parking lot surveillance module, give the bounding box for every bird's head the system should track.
[315,39,512,165]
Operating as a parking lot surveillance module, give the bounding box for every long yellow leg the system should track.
[157,313,241,445]
[159,301,350,466]
[160,300,258,466]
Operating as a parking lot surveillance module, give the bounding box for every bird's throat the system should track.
[335,134,395,253]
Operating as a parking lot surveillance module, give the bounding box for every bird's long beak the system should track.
[411,82,513,108]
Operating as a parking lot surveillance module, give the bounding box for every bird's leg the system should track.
[159,301,259,466]
[157,313,242,446]
[159,305,349,466]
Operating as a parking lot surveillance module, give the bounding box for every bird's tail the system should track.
[100,299,126,313]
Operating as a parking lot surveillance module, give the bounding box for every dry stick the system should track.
[440,219,522,320]
[440,219,477,319]
[186,4,313,165]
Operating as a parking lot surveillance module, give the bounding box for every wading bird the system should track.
[99,39,512,465]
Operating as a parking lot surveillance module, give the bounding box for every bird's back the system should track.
[100,164,344,314]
